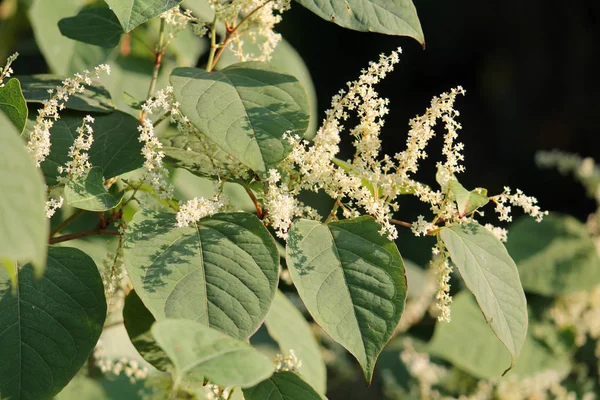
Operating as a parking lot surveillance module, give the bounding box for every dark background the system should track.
[279,0,600,223]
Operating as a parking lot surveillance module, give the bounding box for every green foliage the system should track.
[153,319,274,388]
[170,63,310,174]
[0,113,47,273]
[104,0,183,32]
[507,214,600,295]
[0,78,27,133]
[59,4,124,49]
[0,247,106,400]
[286,217,407,383]
[440,222,528,374]
[243,371,327,400]
[65,166,123,211]
[123,210,279,339]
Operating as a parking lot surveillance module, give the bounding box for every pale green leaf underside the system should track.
[286,217,407,383]
[295,0,424,44]
[65,166,123,211]
[0,113,47,271]
[440,222,528,374]
[506,214,600,296]
[0,247,106,400]
[243,371,326,400]
[123,210,279,339]
[427,292,570,379]
[104,0,182,32]
[264,291,327,393]
[153,319,274,388]
[59,5,124,48]
[170,62,310,174]
[0,78,28,133]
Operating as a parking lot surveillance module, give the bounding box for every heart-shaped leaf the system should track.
[59,5,124,48]
[104,0,182,32]
[286,216,407,383]
[170,63,310,174]
[123,210,279,339]
[153,319,274,388]
[0,78,27,133]
[0,246,107,400]
[243,371,326,400]
[440,222,528,375]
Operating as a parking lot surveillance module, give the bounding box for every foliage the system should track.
[0,1,596,399]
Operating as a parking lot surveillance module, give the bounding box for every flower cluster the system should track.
[430,243,453,322]
[161,6,207,39]
[57,115,95,180]
[491,186,548,222]
[0,52,18,87]
[176,196,224,227]
[273,349,302,372]
[45,196,64,219]
[210,0,291,62]
[26,64,110,167]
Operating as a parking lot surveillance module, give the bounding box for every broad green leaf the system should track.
[506,214,600,296]
[153,319,274,388]
[39,111,144,186]
[170,63,310,174]
[295,0,424,44]
[264,291,327,393]
[65,166,123,211]
[0,246,107,400]
[427,292,570,379]
[286,217,407,383]
[123,289,171,371]
[0,78,27,133]
[55,377,108,400]
[243,371,326,400]
[104,0,182,32]
[29,0,112,75]
[59,4,124,48]
[123,210,279,339]
[0,112,47,273]
[440,222,528,374]
[447,179,488,217]
[18,75,115,113]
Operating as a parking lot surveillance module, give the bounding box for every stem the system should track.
[206,15,218,72]
[50,209,85,237]
[243,184,263,218]
[325,198,342,223]
[140,18,167,121]
[49,229,120,245]
[389,218,412,228]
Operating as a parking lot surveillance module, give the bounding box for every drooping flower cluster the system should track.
[210,0,291,62]
[57,115,95,181]
[161,6,208,39]
[26,64,111,167]
[491,186,548,222]
[430,243,453,322]
[0,52,18,87]
[176,196,225,227]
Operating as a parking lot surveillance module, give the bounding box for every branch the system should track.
[49,229,120,245]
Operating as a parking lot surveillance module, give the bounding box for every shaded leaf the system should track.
[447,179,488,217]
[65,166,123,211]
[440,222,528,374]
[19,74,115,113]
[243,371,326,400]
[295,0,424,44]
[104,0,182,32]
[286,217,407,383]
[0,112,47,273]
[170,63,310,174]
[123,210,279,339]
[0,246,106,400]
[506,214,600,296]
[153,319,274,388]
[0,78,27,133]
[264,291,327,393]
[59,4,124,48]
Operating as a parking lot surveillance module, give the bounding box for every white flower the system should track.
[484,223,508,242]
[411,215,434,237]
[57,115,95,180]
[176,196,224,227]
[0,52,18,87]
[45,197,64,218]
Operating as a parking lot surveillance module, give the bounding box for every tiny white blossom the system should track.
[45,197,64,218]
[176,196,224,227]
[0,52,18,87]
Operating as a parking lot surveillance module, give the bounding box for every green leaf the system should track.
[123,289,171,371]
[29,0,112,75]
[427,292,570,379]
[264,291,327,393]
[286,217,407,383]
[243,371,326,400]
[59,4,124,48]
[0,78,27,133]
[0,112,47,273]
[55,376,109,400]
[447,179,489,217]
[18,75,115,113]
[104,0,182,32]
[123,210,279,339]
[64,166,123,211]
[295,0,424,44]
[0,246,107,400]
[170,63,310,174]
[39,111,144,186]
[152,319,274,388]
[440,222,528,374]
[506,214,600,296]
